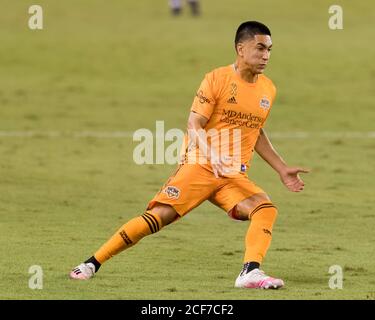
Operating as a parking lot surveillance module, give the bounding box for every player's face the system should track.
[237,35,272,74]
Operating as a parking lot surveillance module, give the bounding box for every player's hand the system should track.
[211,157,233,178]
[279,167,309,192]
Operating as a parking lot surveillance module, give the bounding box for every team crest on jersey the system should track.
[163,186,180,199]
[259,97,271,110]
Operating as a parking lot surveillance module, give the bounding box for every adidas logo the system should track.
[227,96,237,104]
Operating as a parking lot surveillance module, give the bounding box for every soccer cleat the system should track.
[171,7,182,16]
[235,268,284,289]
[69,263,95,280]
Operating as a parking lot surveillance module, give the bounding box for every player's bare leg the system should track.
[231,193,284,289]
[70,204,179,280]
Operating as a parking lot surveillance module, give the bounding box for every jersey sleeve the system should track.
[190,72,217,120]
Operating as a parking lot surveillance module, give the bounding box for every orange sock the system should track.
[243,203,278,264]
[94,211,162,264]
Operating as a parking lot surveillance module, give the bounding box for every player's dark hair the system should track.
[235,21,271,52]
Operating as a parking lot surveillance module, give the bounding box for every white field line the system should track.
[0,131,374,139]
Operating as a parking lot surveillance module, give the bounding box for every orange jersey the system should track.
[184,64,276,174]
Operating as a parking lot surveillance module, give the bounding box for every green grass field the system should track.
[1,0,374,300]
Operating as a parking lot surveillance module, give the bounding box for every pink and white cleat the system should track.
[69,263,95,280]
[235,268,284,289]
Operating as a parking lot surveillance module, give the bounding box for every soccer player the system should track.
[169,0,200,16]
[70,21,309,289]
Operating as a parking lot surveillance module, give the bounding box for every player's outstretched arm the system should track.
[254,129,309,192]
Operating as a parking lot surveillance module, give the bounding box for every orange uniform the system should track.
[148,64,277,217]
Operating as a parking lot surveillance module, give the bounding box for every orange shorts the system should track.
[147,164,265,217]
